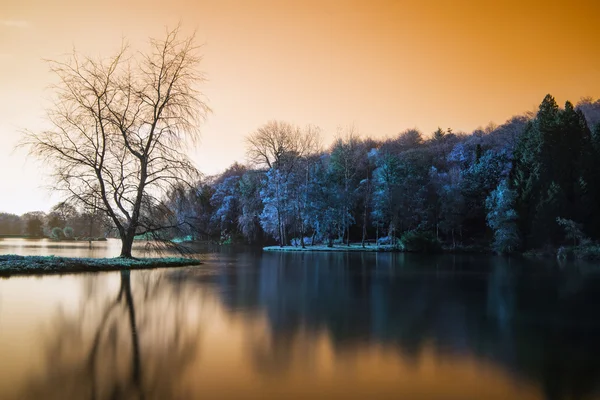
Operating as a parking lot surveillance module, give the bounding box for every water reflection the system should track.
[1,249,599,399]
[182,252,600,399]
[4,270,202,400]
[0,237,165,258]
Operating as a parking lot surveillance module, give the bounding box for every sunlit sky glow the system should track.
[1,0,599,214]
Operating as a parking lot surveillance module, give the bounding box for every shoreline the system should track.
[263,244,600,262]
[0,255,201,277]
[264,245,403,253]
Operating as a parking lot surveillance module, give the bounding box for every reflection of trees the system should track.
[14,270,201,400]
[205,252,600,399]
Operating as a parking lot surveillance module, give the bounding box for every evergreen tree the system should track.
[512,94,560,247]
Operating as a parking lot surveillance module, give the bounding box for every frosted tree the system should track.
[211,176,242,242]
[303,155,351,246]
[429,166,465,246]
[486,179,520,253]
[259,168,294,246]
[237,171,265,242]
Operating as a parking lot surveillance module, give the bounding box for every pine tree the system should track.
[512,94,560,248]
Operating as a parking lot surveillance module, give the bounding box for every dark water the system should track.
[1,239,600,399]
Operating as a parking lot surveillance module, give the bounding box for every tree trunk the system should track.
[277,208,283,248]
[300,218,305,249]
[120,231,135,258]
[362,204,367,248]
[121,271,142,387]
[346,226,351,247]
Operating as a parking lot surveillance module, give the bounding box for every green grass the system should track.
[0,254,201,277]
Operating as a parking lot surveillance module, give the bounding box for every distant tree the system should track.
[0,213,23,236]
[259,168,294,246]
[166,182,215,241]
[429,166,465,246]
[245,121,321,170]
[486,180,520,254]
[400,128,423,146]
[357,146,377,247]
[62,226,74,239]
[22,27,210,257]
[25,216,45,237]
[305,155,350,247]
[211,175,243,242]
[461,148,511,238]
[475,144,483,162]
[238,170,265,242]
[556,217,586,246]
[328,129,362,245]
[512,95,595,247]
[51,226,64,240]
[432,127,446,141]
[576,97,600,128]
[371,151,402,243]
[592,123,600,154]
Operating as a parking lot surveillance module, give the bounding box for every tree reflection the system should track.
[14,270,201,400]
[204,252,600,399]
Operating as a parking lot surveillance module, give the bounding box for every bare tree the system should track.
[22,26,210,258]
[245,120,321,170]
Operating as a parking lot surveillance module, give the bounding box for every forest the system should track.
[2,95,600,255]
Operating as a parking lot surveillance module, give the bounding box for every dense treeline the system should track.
[5,95,600,253]
[165,95,600,253]
[0,201,111,239]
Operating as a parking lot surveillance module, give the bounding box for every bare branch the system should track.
[19,26,210,257]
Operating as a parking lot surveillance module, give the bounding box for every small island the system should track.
[0,255,200,277]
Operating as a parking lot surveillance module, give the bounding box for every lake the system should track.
[1,238,600,399]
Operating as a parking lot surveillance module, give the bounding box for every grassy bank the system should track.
[0,255,201,277]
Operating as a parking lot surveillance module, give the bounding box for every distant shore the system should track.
[0,255,201,277]
[0,235,108,241]
[263,244,397,252]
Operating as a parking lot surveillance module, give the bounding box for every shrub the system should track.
[291,237,313,247]
[556,217,586,246]
[571,244,600,261]
[400,230,442,253]
[377,236,402,248]
[63,226,74,239]
[51,227,64,240]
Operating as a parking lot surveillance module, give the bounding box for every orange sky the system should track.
[1,0,599,214]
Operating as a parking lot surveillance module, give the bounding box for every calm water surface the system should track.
[1,238,600,399]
